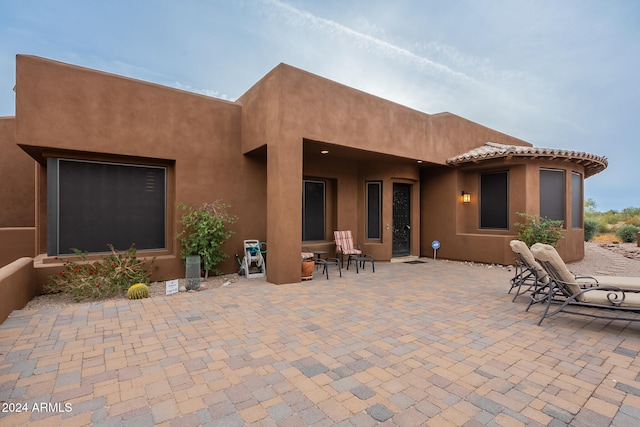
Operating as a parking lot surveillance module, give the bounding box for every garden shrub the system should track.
[584,219,598,241]
[176,201,237,276]
[46,244,155,302]
[514,212,565,247]
[616,224,640,243]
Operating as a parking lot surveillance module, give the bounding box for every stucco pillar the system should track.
[266,139,303,284]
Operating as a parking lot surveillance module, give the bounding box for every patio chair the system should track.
[302,249,342,280]
[508,240,550,301]
[529,243,640,325]
[334,230,374,273]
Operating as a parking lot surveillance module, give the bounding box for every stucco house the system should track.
[0,55,607,287]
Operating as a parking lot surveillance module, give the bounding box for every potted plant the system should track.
[301,255,315,280]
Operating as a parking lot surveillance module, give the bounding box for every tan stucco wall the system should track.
[0,257,37,325]
[7,56,592,288]
[237,63,540,283]
[422,159,586,265]
[0,117,35,228]
[0,227,35,267]
[15,55,261,285]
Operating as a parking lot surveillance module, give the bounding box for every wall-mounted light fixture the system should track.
[461,191,471,204]
[320,150,329,155]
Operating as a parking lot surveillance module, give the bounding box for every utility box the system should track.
[186,255,201,290]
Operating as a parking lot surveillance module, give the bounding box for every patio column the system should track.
[266,138,302,284]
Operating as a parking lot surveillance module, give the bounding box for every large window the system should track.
[302,180,325,241]
[366,182,382,239]
[479,171,509,229]
[571,172,583,228]
[48,159,166,255]
[540,169,565,222]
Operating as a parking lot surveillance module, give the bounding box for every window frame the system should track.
[47,158,167,256]
[302,179,326,241]
[366,181,382,240]
[571,171,583,229]
[479,170,510,230]
[539,168,566,223]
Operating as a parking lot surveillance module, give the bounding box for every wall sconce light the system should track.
[461,191,471,204]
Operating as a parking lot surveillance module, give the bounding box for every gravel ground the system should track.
[567,241,640,276]
[21,242,640,310]
[23,273,240,310]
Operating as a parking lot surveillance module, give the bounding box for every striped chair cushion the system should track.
[334,231,362,255]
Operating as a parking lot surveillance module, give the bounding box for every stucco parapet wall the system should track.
[446,141,608,177]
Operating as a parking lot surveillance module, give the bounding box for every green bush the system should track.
[584,219,598,241]
[176,201,237,276]
[616,224,640,243]
[46,244,155,302]
[514,212,565,247]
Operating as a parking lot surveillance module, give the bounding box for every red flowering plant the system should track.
[45,244,156,302]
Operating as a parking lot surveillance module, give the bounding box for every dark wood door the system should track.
[392,183,411,257]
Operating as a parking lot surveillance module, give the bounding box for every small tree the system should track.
[176,201,237,276]
[514,212,565,247]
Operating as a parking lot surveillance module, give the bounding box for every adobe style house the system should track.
[0,55,607,287]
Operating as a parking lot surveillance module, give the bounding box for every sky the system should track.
[1,0,638,211]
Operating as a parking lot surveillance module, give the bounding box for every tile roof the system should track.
[447,142,608,177]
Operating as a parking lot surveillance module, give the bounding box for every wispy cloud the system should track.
[257,0,550,132]
[172,82,231,101]
[262,0,474,84]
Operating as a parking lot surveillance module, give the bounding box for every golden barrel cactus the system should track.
[127,283,150,299]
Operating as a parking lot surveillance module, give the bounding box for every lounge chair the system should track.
[333,230,375,273]
[529,243,640,325]
[509,240,601,303]
[508,240,550,301]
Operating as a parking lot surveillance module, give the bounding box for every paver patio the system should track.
[1,259,640,426]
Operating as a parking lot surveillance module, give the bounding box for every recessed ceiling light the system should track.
[417,160,423,163]
[321,150,329,155]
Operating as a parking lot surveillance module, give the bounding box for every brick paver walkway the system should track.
[1,259,640,426]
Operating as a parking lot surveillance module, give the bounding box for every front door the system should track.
[392,183,411,257]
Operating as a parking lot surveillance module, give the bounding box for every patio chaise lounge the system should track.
[529,243,640,325]
[509,239,603,302]
[508,240,550,301]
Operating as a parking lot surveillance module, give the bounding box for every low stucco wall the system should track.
[0,257,36,324]
[0,227,35,268]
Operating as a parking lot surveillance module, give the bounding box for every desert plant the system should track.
[46,244,155,302]
[616,224,640,243]
[127,283,150,299]
[514,212,565,247]
[176,201,237,276]
[584,219,598,241]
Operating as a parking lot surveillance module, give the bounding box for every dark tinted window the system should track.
[571,172,582,228]
[302,180,325,241]
[540,169,565,222]
[48,159,166,255]
[480,171,509,229]
[366,182,382,239]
